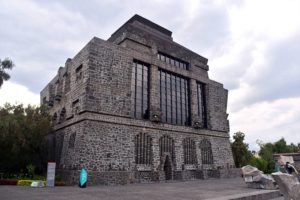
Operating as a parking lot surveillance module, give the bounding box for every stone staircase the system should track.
[208,190,282,200]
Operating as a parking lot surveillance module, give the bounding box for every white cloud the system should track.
[0,0,101,93]
[229,97,300,150]
[0,81,40,106]
[0,0,300,149]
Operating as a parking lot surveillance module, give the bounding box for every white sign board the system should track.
[46,162,56,187]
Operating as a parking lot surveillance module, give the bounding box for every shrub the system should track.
[17,180,46,186]
[26,164,36,178]
[33,175,46,181]
[249,157,268,173]
[0,179,18,185]
[17,180,33,186]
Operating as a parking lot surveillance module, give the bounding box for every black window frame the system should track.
[200,139,213,165]
[158,68,191,126]
[197,82,207,128]
[183,138,197,165]
[131,60,150,120]
[157,52,189,70]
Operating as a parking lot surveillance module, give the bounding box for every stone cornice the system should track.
[53,110,230,138]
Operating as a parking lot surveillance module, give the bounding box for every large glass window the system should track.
[158,69,190,125]
[197,82,207,128]
[131,60,149,119]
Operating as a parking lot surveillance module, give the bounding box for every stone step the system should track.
[208,190,281,200]
[270,197,284,200]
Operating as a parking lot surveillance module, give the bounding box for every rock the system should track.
[30,181,44,187]
[241,165,277,190]
[272,172,300,200]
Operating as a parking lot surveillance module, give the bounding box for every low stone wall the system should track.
[57,168,241,186]
[219,168,241,178]
[182,170,204,180]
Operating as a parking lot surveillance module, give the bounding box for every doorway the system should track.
[164,155,172,180]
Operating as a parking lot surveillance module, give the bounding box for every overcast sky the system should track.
[1,0,300,150]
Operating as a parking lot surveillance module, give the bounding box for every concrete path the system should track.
[0,178,280,200]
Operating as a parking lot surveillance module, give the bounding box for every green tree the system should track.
[258,138,299,173]
[0,103,51,175]
[274,138,289,153]
[289,143,299,152]
[231,131,253,167]
[258,142,275,173]
[273,138,298,153]
[0,58,14,87]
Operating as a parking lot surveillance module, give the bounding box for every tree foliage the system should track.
[0,58,14,87]
[231,131,253,168]
[249,157,268,172]
[258,138,299,173]
[0,104,52,175]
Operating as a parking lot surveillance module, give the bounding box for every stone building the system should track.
[274,153,300,172]
[41,14,236,185]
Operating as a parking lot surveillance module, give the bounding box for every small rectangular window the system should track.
[157,52,189,71]
[76,65,83,81]
[68,133,76,149]
[72,99,80,115]
[166,57,170,64]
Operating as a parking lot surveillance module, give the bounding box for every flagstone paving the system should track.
[0,177,281,200]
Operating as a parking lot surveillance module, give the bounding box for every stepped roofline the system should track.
[110,14,172,38]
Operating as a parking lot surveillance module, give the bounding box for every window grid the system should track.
[197,82,207,128]
[200,139,213,165]
[135,133,152,164]
[131,61,149,119]
[159,135,175,162]
[157,52,189,70]
[183,138,197,165]
[158,69,190,126]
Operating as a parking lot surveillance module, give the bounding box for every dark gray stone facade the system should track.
[41,15,236,185]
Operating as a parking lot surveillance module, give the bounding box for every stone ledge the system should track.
[53,111,230,139]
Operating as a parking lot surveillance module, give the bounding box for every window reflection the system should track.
[131,60,149,119]
[158,69,190,126]
[197,82,207,128]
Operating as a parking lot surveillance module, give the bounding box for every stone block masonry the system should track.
[41,14,236,185]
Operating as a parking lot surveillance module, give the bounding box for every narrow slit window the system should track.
[131,60,150,119]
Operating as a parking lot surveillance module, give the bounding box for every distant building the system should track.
[41,15,236,185]
[274,153,300,171]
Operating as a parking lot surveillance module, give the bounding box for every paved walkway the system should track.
[0,178,280,200]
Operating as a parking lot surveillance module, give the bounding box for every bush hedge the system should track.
[17,180,46,186]
[0,179,65,186]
